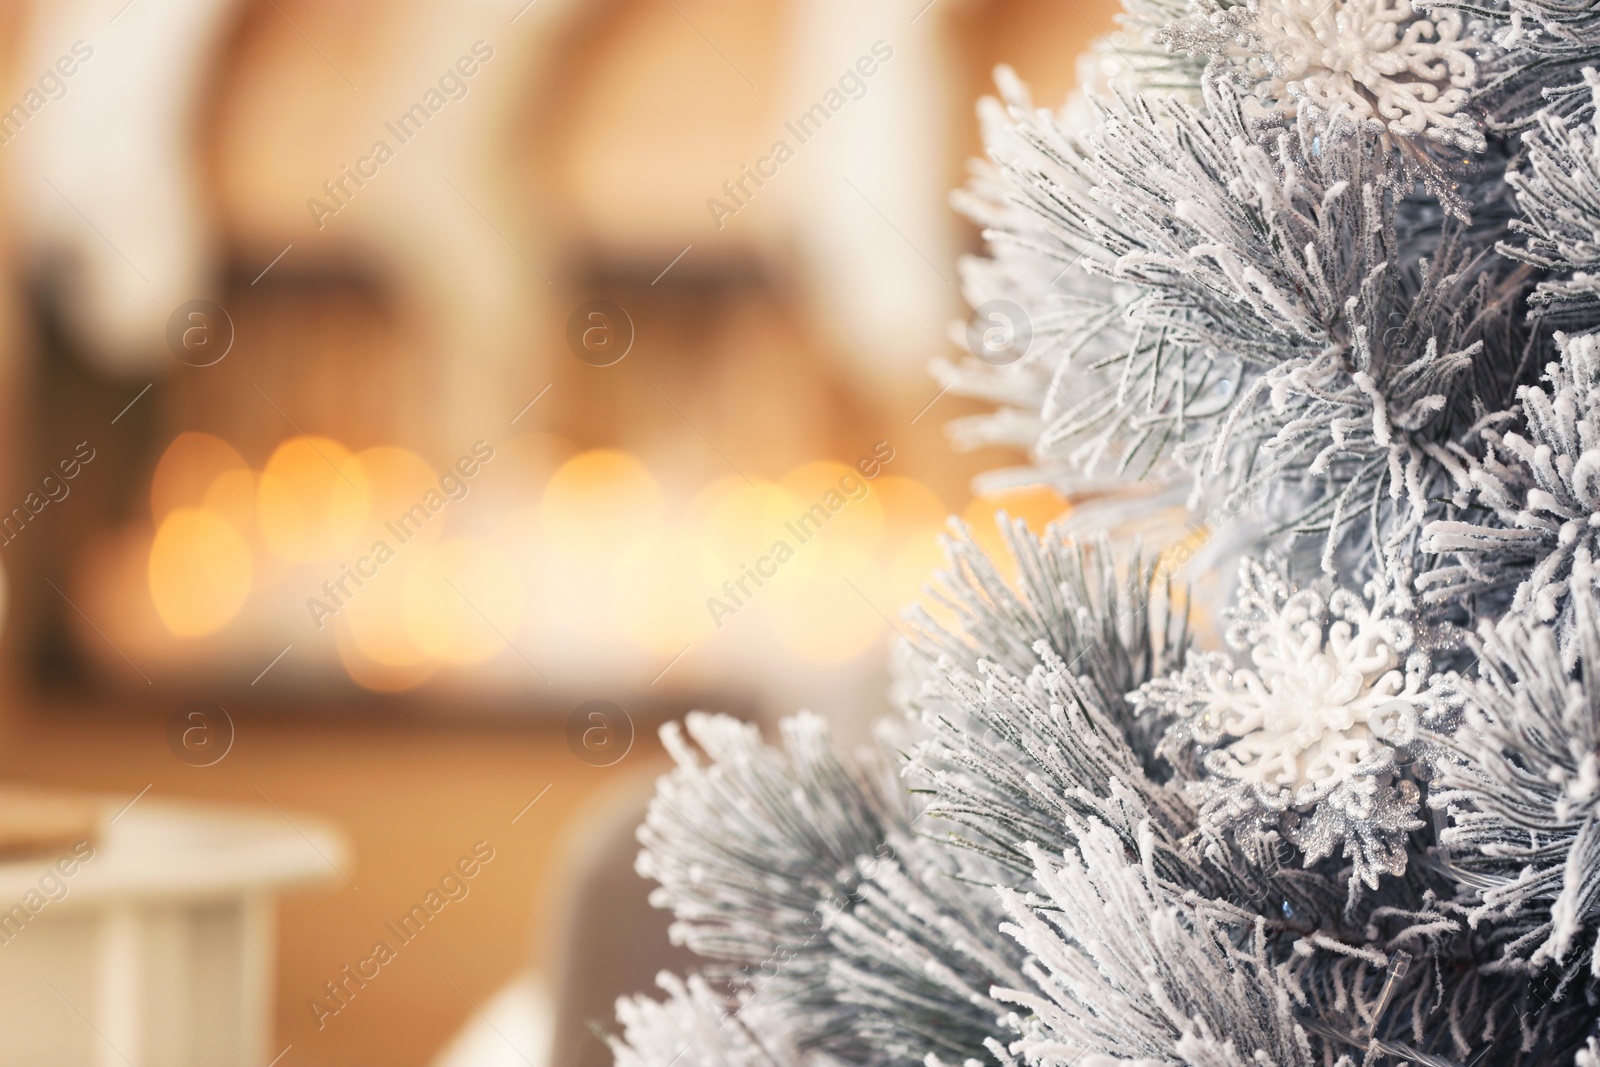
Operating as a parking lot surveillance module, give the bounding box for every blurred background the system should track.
[0,0,1110,1063]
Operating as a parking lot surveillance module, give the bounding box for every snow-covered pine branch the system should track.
[610,973,807,1067]
[613,0,1600,1062]
[1430,572,1600,977]
[953,71,1526,567]
[1503,72,1600,324]
[634,713,901,1061]
[995,824,1316,1067]
[1421,331,1600,659]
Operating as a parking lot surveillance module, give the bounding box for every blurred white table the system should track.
[0,796,347,1067]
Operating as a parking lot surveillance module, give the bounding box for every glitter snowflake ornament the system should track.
[1162,0,1483,150]
[1135,557,1430,890]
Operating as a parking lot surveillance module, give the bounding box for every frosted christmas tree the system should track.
[610,0,1600,1063]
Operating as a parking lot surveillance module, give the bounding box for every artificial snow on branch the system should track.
[996,824,1316,1067]
[1454,0,1600,126]
[1430,572,1600,977]
[1422,331,1600,660]
[609,972,804,1067]
[634,712,902,1061]
[1503,71,1600,323]
[954,70,1526,563]
[612,0,1600,1061]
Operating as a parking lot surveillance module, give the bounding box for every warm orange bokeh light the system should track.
[541,449,663,559]
[148,507,253,637]
[352,446,444,547]
[687,476,791,580]
[960,485,1071,569]
[766,580,885,662]
[775,461,885,553]
[257,437,371,561]
[873,476,946,540]
[128,427,966,684]
[335,624,440,692]
[885,524,950,616]
[202,468,257,531]
[339,555,434,670]
[402,538,525,665]
[873,477,948,613]
[150,432,253,529]
[610,529,718,654]
[494,432,580,497]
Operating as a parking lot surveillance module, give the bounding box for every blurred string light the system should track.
[540,448,663,557]
[108,433,1070,689]
[256,437,370,561]
[148,507,252,637]
[148,432,254,637]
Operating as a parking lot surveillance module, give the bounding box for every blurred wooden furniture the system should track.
[0,796,347,1067]
[0,787,100,860]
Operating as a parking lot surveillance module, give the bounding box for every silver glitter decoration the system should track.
[1135,556,1430,890]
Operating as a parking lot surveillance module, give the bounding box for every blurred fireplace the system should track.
[13,248,978,719]
[0,0,1102,720]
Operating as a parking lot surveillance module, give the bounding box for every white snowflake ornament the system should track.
[1161,0,1483,151]
[1134,557,1430,891]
